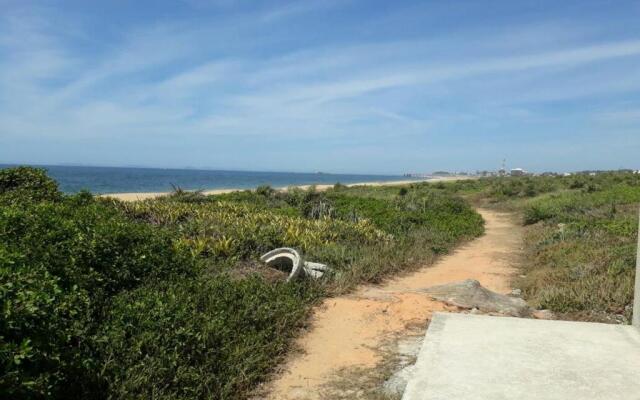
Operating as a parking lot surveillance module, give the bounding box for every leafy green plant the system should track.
[0,194,194,398]
[99,276,321,400]
[0,166,61,205]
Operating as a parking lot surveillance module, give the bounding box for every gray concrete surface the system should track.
[402,313,640,400]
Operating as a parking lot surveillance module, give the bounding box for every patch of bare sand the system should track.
[263,209,522,399]
[100,176,469,202]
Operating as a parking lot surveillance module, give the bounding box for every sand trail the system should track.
[265,209,522,399]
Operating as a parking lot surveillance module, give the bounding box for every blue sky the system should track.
[1,0,639,174]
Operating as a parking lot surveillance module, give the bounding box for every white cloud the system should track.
[1,1,639,172]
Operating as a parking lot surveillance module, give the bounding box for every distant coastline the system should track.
[0,164,418,195]
[103,176,468,201]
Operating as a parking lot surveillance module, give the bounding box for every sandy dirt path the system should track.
[265,209,522,399]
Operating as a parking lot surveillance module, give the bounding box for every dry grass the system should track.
[317,325,426,400]
[434,173,639,324]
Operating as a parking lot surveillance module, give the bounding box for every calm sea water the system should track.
[1,164,412,194]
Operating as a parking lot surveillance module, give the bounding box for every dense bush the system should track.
[0,195,194,398]
[100,276,320,399]
[0,166,61,205]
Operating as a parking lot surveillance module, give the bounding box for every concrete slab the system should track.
[402,313,640,400]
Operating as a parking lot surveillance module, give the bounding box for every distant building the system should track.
[432,171,451,177]
[510,168,526,176]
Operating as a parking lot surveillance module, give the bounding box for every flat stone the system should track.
[420,279,531,317]
[402,313,640,400]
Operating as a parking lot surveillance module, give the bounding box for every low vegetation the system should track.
[511,175,639,323]
[6,167,634,399]
[433,172,640,323]
[0,167,483,399]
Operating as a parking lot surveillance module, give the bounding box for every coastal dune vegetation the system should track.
[441,172,640,323]
[5,166,636,399]
[0,167,483,399]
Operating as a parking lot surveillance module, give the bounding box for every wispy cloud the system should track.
[260,0,349,22]
[1,0,639,172]
[595,108,640,123]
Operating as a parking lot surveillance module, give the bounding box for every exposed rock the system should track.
[510,288,522,297]
[420,279,532,317]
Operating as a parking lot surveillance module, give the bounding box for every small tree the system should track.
[255,185,275,197]
[0,166,61,204]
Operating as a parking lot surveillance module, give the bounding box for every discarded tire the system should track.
[260,247,304,282]
[260,248,331,281]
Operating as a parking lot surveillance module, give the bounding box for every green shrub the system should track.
[166,186,209,203]
[523,204,554,225]
[0,195,194,398]
[255,185,275,197]
[0,167,61,205]
[99,276,320,400]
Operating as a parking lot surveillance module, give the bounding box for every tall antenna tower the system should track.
[499,158,507,176]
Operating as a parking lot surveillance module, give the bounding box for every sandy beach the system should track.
[101,176,469,201]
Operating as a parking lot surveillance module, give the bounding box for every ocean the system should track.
[0,164,412,194]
